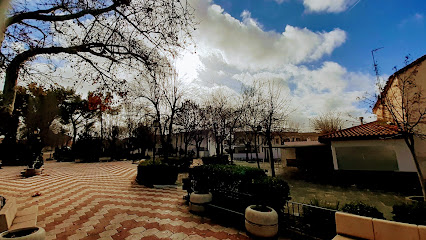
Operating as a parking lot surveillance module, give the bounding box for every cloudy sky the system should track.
[174,0,426,130]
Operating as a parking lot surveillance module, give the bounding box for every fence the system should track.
[282,201,337,240]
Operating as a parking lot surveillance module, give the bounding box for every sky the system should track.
[3,0,426,131]
[174,0,426,130]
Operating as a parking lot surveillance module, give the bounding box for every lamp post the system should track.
[152,120,160,162]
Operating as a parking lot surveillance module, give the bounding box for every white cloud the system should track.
[177,0,375,131]
[398,13,424,28]
[273,0,287,4]
[303,0,359,13]
[192,1,346,70]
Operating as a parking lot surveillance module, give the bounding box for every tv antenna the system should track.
[371,47,384,83]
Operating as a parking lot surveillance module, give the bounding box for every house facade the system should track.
[319,121,416,172]
[319,54,426,175]
[372,54,426,177]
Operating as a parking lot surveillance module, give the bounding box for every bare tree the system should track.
[311,112,344,134]
[133,61,184,159]
[193,108,208,158]
[161,68,185,158]
[175,99,198,156]
[373,56,426,200]
[259,81,292,177]
[225,101,243,163]
[241,80,266,168]
[204,91,229,156]
[1,0,194,116]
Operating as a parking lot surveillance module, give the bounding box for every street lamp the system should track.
[152,119,160,162]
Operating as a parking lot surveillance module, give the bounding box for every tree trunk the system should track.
[71,120,77,148]
[404,134,426,200]
[196,142,200,158]
[254,134,260,169]
[215,136,220,156]
[245,143,249,161]
[184,141,188,156]
[229,134,233,164]
[220,142,224,155]
[0,0,11,62]
[2,58,20,115]
[267,130,275,177]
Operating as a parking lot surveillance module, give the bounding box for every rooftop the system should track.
[318,121,401,142]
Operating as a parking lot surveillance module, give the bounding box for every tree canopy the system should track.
[1,0,195,115]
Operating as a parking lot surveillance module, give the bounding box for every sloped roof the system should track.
[318,121,401,142]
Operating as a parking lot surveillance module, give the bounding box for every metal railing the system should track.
[282,201,337,240]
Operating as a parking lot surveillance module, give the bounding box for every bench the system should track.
[0,198,38,233]
[333,211,426,240]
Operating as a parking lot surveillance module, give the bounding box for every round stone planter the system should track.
[245,205,278,238]
[189,192,212,212]
[0,227,46,240]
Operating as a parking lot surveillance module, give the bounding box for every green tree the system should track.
[58,89,95,147]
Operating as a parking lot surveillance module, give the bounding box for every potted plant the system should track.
[0,227,45,240]
[245,177,289,238]
[189,167,212,213]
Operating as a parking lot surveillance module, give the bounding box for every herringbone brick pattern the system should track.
[0,161,250,240]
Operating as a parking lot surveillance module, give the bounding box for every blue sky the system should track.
[212,0,426,75]
[172,0,426,129]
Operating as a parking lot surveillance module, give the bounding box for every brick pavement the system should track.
[0,161,250,240]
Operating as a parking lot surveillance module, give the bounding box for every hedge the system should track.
[188,164,290,213]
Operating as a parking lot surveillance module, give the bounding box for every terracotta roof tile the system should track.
[318,121,400,142]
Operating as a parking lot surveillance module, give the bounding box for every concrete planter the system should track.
[245,205,278,238]
[0,227,45,240]
[189,192,212,212]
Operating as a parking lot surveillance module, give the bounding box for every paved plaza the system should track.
[0,161,250,240]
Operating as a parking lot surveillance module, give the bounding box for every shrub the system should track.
[308,199,340,210]
[251,176,290,211]
[392,201,426,225]
[53,146,74,162]
[191,164,266,192]
[341,202,384,219]
[188,164,290,213]
[72,136,101,162]
[201,155,229,165]
[302,199,339,240]
[161,157,193,172]
[136,160,178,186]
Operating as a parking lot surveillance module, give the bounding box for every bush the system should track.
[341,202,384,219]
[188,164,290,213]
[136,160,178,186]
[191,164,266,192]
[392,201,426,225]
[251,176,290,211]
[201,155,229,165]
[161,157,193,172]
[303,199,339,239]
[53,146,74,162]
[72,136,101,162]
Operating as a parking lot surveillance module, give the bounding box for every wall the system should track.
[331,139,416,172]
[414,136,426,179]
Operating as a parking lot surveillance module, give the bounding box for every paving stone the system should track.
[0,161,250,240]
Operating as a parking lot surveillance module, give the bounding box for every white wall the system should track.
[331,139,416,172]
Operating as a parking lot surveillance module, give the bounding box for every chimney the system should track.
[359,117,364,125]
